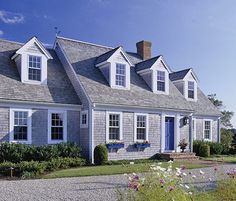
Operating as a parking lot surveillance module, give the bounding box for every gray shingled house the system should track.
[0,36,221,162]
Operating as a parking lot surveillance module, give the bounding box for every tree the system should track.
[208,94,234,128]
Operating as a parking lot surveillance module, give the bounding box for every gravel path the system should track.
[0,164,236,201]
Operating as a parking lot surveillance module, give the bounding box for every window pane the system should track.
[109,114,120,140]
[157,81,165,91]
[188,81,194,99]
[204,121,211,139]
[13,111,28,141]
[136,115,146,140]
[82,114,87,124]
[51,113,64,140]
[157,71,165,81]
[115,63,126,87]
[28,55,41,81]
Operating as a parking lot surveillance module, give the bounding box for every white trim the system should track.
[80,110,88,128]
[9,108,32,144]
[192,118,197,140]
[106,111,123,142]
[0,99,81,111]
[203,119,212,141]
[12,37,52,60]
[94,103,194,114]
[90,108,94,163]
[133,113,149,142]
[48,110,67,144]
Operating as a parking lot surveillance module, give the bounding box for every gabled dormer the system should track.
[11,37,53,85]
[136,55,171,95]
[95,46,133,90]
[170,68,199,101]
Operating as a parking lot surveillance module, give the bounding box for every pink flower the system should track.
[169,186,175,192]
[180,165,186,170]
[160,178,165,184]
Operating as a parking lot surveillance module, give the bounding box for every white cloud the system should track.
[0,10,24,24]
[0,30,3,36]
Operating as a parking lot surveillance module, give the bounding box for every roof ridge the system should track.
[56,36,113,49]
[0,38,23,45]
[171,68,192,74]
[136,55,161,65]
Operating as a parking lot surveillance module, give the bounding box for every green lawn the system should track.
[201,155,236,163]
[43,161,207,179]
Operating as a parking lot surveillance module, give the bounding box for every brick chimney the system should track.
[136,40,152,60]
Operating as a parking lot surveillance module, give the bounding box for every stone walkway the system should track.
[0,164,235,201]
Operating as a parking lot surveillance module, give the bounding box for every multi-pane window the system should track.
[136,115,147,140]
[13,111,28,141]
[82,113,87,125]
[28,55,41,81]
[109,114,120,140]
[51,113,64,140]
[115,63,126,87]
[188,81,194,99]
[204,120,211,140]
[157,71,165,92]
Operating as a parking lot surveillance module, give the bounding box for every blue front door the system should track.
[165,117,174,150]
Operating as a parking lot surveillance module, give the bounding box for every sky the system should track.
[0,0,236,127]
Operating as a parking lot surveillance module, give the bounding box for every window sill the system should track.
[10,140,31,144]
[48,140,66,144]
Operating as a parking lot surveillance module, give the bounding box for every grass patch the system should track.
[43,161,207,179]
[201,155,236,163]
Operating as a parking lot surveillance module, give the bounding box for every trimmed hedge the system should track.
[199,144,210,157]
[193,140,224,156]
[94,144,108,165]
[0,143,82,163]
[0,157,86,178]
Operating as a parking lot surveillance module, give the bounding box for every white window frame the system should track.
[80,110,88,128]
[9,108,32,144]
[106,111,123,142]
[188,81,195,99]
[28,54,42,82]
[134,113,149,142]
[115,63,126,87]
[157,70,166,92]
[203,119,212,141]
[48,110,67,144]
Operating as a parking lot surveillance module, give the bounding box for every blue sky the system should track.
[0,0,235,127]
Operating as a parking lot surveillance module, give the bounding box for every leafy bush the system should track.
[0,143,82,163]
[193,140,205,156]
[45,157,85,171]
[207,142,223,155]
[199,144,210,157]
[0,157,86,178]
[94,144,108,165]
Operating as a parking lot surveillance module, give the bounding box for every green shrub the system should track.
[199,144,210,157]
[0,162,16,176]
[0,143,83,163]
[193,140,205,156]
[207,142,223,155]
[94,144,108,165]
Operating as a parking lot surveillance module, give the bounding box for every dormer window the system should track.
[95,46,133,90]
[11,37,52,85]
[116,63,126,87]
[188,81,194,99]
[157,70,165,92]
[136,56,170,95]
[28,55,41,81]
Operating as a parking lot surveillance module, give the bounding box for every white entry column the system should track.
[174,114,180,152]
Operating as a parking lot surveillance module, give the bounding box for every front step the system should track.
[157,152,199,161]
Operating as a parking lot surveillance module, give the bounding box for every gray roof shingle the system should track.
[135,56,161,72]
[95,46,120,65]
[57,36,221,116]
[0,39,81,105]
[169,68,191,81]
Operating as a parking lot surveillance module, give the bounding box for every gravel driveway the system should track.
[0,164,236,201]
